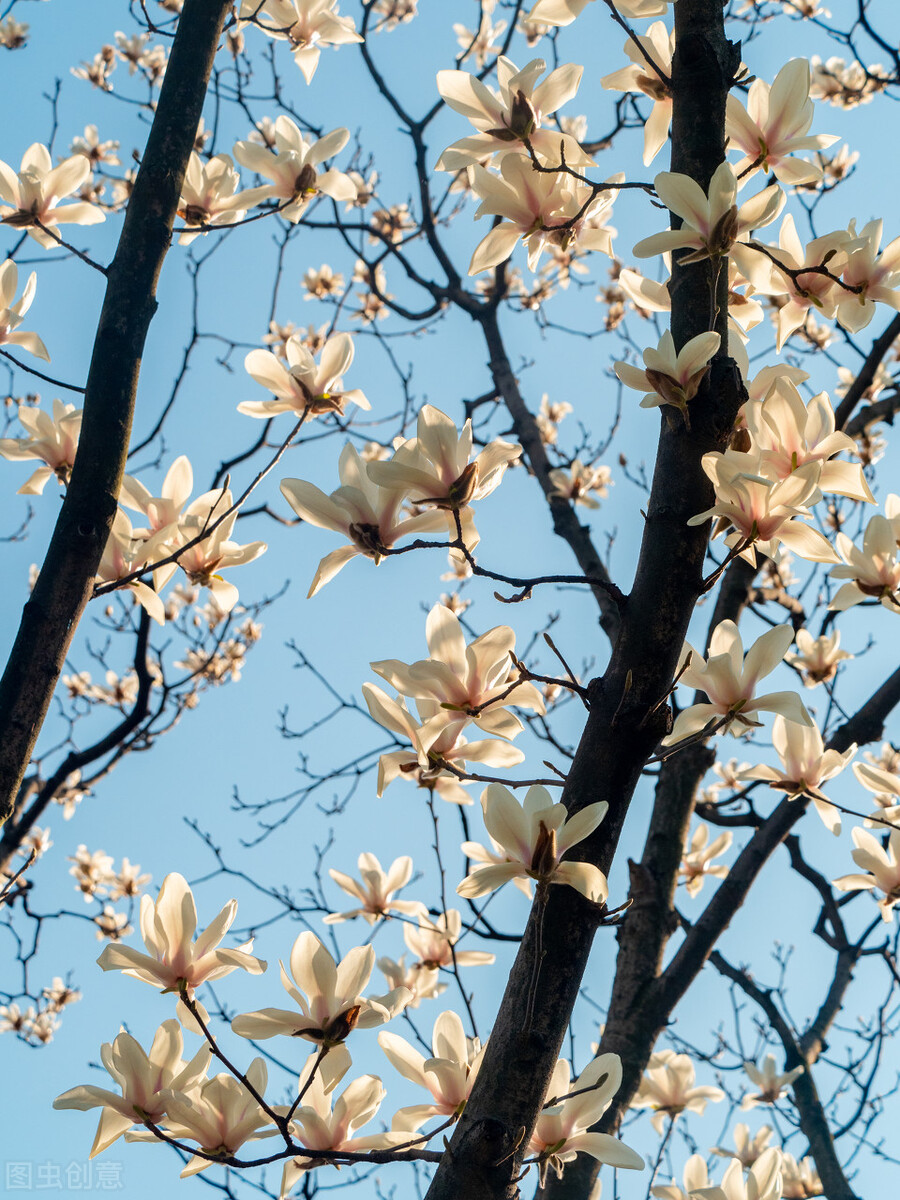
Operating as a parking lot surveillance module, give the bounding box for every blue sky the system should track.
[2,0,900,1197]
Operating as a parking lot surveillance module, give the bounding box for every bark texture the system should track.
[0,0,233,826]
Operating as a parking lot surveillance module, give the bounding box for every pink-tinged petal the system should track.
[425,603,468,678]
[482,784,531,862]
[378,1030,428,1086]
[291,932,337,1004]
[436,70,502,123]
[632,229,698,259]
[279,479,349,533]
[244,348,293,398]
[335,944,375,1004]
[677,331,721,378]
[614,361,652,392]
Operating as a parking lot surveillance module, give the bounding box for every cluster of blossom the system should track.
[72,33,167,92]
[363,602,541,805]
[809,55,889,108]
[0,978,81,1046]
[54,874,643,1189]
[273,396,520,595]
[0,417,268,620]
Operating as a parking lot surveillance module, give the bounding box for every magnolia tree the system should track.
[2,0,900,1197]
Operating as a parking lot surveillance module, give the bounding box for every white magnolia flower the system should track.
[54,1021,211,1157]
[379,1009,485,1127]
[242,330,369,420]
[785,628,852,688]
[0,398,81,494]
[678,825,732,897]
[239,0,362,83]
[232,931,410,1044]
[0,259,49,360]
[457,783,608,903]
[232,118,355,221]
[0,143,105,247]
[632,1048,724,1132]
[435,56,591,171]
[601,22,674,165]
[281,443,447,596]
[740,1055,804,1108]
[725,58,838,186]
[834,826,900,920]
[529,0,672,24]
[614,330,721,425]
[692,1148,784,1200]
[325,853,424,924]
[665,622,812,745]
[528,1053,644,1186]
[738,716,855,835]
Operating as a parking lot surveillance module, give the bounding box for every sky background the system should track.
[2,1,900,1197]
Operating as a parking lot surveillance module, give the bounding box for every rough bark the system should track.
[0,0,233,826]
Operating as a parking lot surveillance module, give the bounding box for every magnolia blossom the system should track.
[738,716,854,834]
[377,954,447,1007]
[238,0,362,83]
[632,1049,724,1132]
[325,853,424,924]
[232,119,355,221]
[528,1054,644,1186]
[361,681,524,803]
[614,330,720,424]
[693,1149,784,1200]
[435,56,591,172]
[369,603,545,751]
[779,1154,823,1199]
[633,163,784,271]
[403,909,495,971]
[379,1009,485,1127]
[830,514,900,613]
[177,153,255,244]
[231,931,410,1044]
[94,510,165,626]
[740,1056,804,1109]
[710,1123,774,1167]
[651,1153,711,1200]
[678,825,732,897]
[853,760,900,828]
[242,330,369,420]
[664,621,813,745]
[281,444,447,596]
[834,826,900,920]
[468,155,620,274]
[754,215,850,350]
[548,459,612,507]
[725,58,838,186]
[54,1021,211,1157]
[172,489,267,613]
[457,784,608,903]
[119,454,194,548]
[0,398,81,494]
[601,22,673,165]
[96,873,266,1019]
[689,450,839,566]
[743,381,873,503]
[367,404,520,536]
[281,1049,405,1193]
[0,259,49,360]
[836,218,900,332]
[129,1060,276,1176]
[529,0,672,23]
[0,143,105,247]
